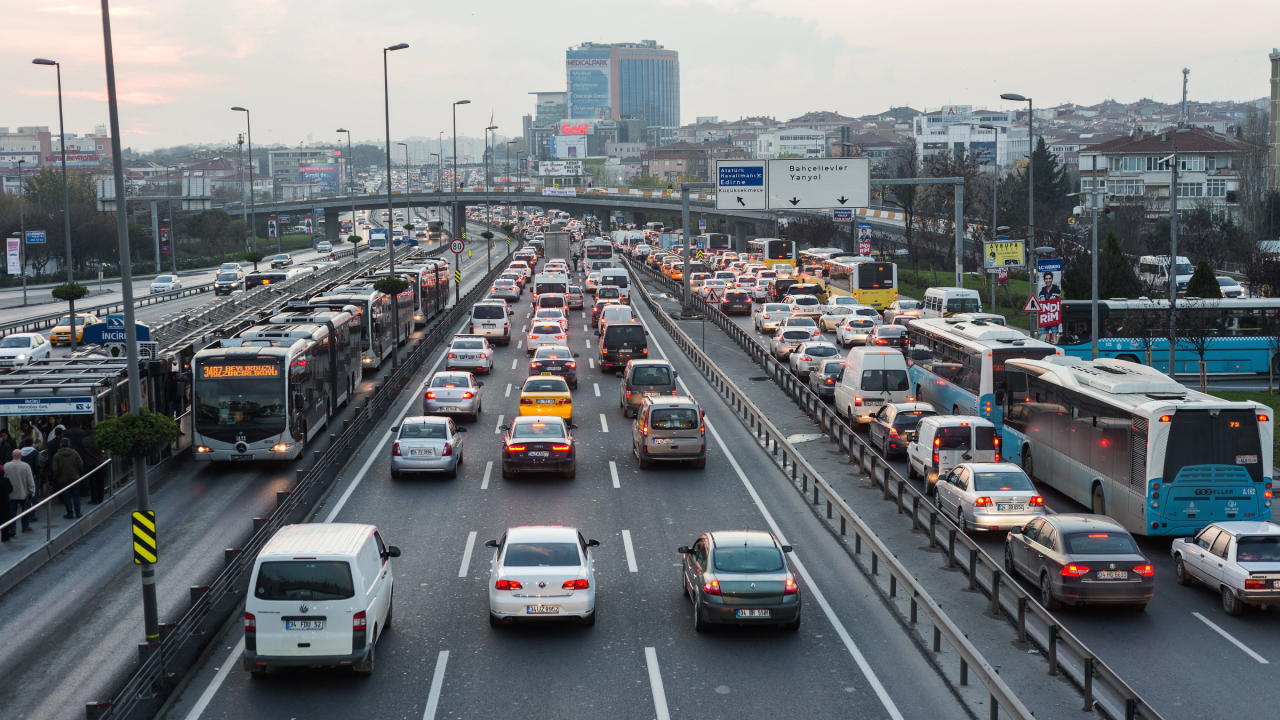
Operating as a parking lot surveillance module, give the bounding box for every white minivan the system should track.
[243,523,400,676]
[834,347,912,424]
[599,267,631,304]
[906,416,1000,493]
[919,287,982,319]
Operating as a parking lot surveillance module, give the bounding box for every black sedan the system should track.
[529,346,580,388]
[1005,514,1154,611]
[868,402,936,457]
[500,415,577,479]
[721,290,753,315]
[866,324,908,349]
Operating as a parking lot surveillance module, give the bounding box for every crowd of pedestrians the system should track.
[0,417,106,542]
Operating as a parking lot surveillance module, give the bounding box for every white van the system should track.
[470,300,513,344]
[906,416,1000,492]
[1138,255,1193,293]
[599,268,631,304]
[533,272,569,300]
[834,347,912,424]
[920,287,982,319]
[243,523,400,676]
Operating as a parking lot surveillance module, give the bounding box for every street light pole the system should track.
[32,57,78,353]
[382,42,409,365]
[485,124,498,272]
[1001,93,1035,334]
[236,132,247,255]
[164,163,178,274]
[1168,127,1191,380]
[337,128,357,260]
[16,159,27,306]
[452,100,470,249]
[231,107,256,252]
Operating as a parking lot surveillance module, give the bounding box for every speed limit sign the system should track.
[450,238,465,254]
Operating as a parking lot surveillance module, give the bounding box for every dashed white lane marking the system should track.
[481,461,492,490]
[495,414,505,433]
[609,460,620,489]
[622,529,638,572]
[585,339,592,348]
[517,340,523,349]
[644,647,671,720]
[422,650,450,720]
[589,358,595,369]
[505,383,512,396]
[458,532,477,577]
[510,358,518,370]
[593,383,600,397]
[599,414,609,433]
[1193,612,1270,663]
[583,324,588,331]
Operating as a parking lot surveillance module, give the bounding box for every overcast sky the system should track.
[3,0,1278,151]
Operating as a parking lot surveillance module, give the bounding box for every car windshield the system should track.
[536,348,572,359]
[254,561,355,601]
[217,272,239,281]
[793,297,819,306]
[452,339,484,349]
[535,310,564,319]
[58,316,89,325]
[0,337,32,348]
[1217,277,1239,287]
[512,422,566,439]
[400,423,448,439]
[539,297,566,308]
[606,326,645,343]
[1063,532,1140,555]
[274,255,288,260]
[1235,536,1280,562]
[504,543,581,567]
[473,305,506,319]
[805,346,839,357]
[649,408,698,429]
[849,319,875,328]
[713,546,784,573]
[525,378,569,393]
[786,318,817,327]
[972,471,1035,491]
[430,374,471,388]
[937,426,972,450]
[877,327,907,337]
[896,300,919,310]
[156,275,176,282]
[822,362,843,374]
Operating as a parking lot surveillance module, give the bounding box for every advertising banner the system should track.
[542,188,578,197]
[554,136,587,159]
[159,225,171,254]
[298,163,340,192]
[43,153,101,167]
[267,217,278,240]
[566,48,611,120]
[25,230,46,244]
[1036,258,1063,330]
[857,222,872,256]
[833,208,853,222]
[996,267,1009,286]
[305,216,314,235]
[6,237,19,275]
[983,237,1025,268]
[970,141,996,165]
[538,160,584,177]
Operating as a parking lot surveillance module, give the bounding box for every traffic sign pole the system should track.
[451,238,465,304]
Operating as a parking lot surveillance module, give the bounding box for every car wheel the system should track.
[781,616,801,632]
[1175,556,1193,586]
[564,466,576,479]
[1130,603,1148,611]
[693,598,710,633]
[1222,586,1246,616]
[1004,545,1017,577]
[637,453,650,470]
[579,610,596,626]
[1039,573,1062,610]
[390,468,401,479]
[352,636,375,675]
[907,462,919,480]
[694,457,706,469]
[383,596,393,632]
[1091,485,1106,516]
[1022,445,1035,483]
[489,612,505,627]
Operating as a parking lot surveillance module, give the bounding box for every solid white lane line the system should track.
[622,529,638,572]
[589,358,595,368]
[505,383,512,397]
[182,637,245,720]
[1193,612,1270,663]
[609,460,620,489]
[599,414,609,433]
[593,383,600,397]
[422,650,450,720]
[458,531,478,578]
[495,414,505,433]
[510,358,518,370]
[481,461,492,490]
[644,647,671,720]
[646,321,906,720]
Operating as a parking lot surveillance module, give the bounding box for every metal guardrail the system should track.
[92,244,519,720]
[625,259,1035,719]
[631,258,1163,720]
[0,283,216,337]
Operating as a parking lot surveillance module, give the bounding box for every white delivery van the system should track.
[598,267,631,304]
[834,347,912,424]
[243,523,399,676]
[906,416,1000,493]
[920,287,982,318]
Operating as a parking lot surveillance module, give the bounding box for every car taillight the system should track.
[702,580,721,595]
[462,392,474,399]
[520,398,533,405]
[567,362,576,368]
[562,578,590,589]
[244,612,256,631]
[353,610,367,630]
[442,442,453,456]
[876,339,887,345]
[556,335,566,339]
[530,361,541,368]
[507,445,526,452]
[784,577,798,595]
[640,426,649,436]
[426,391,436,399]
[1134,565,1155,578]
[888,428,899,438]
[799,356,812,362]
[558,398,572,404]
[973,496,993,507]
[552,444,572,452]
[495,579,523,590]
[854,396,863,406]
[448,353,455,359]
[626,391,632,399]
[1029,496,1044,506]
[392,442,401,456]
[1061,564,1091,578]
[933,452,939,465]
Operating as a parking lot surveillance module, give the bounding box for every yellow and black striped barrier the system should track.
[454,269,462,285]
[133,510,157,564]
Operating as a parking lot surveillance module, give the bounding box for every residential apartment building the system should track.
[0,126,51,168]
[754,130,826,158]
[641,141,747,181]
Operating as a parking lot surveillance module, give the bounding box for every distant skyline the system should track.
[2,0,1277,150]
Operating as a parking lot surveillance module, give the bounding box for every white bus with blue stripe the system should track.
[1002,356,1272,537]
[906,318,1061,422]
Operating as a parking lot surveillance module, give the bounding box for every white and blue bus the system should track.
[1051,298,1280,376]
[907,318,1062,422]
[1001,356,1272,536]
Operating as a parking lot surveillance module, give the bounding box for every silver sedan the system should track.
[422,371,484,422]
[490,279,521,301]
[934,463,1045,533]
[390,416,466,479]
[446,335,495,374]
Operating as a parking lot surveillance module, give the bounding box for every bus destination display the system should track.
[199,364,281,379]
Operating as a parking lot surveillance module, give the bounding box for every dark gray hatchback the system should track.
[679,531,801,631]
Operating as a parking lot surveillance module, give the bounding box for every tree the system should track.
[879,143,922,268]
[92,409,182,457]
[1002,137,1074,236]
[1185,259,1221,298]
[1099,231,1142,299]
[244,251,265,271]
[1178,299,1221,392]
[373,276,409,296]
[782,216,838,249]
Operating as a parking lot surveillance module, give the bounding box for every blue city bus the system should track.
[1051,298,1280,376]
[907,318,1062,423]
[1001,356,1272,536]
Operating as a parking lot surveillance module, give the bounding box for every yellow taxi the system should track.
[518,375,573,421]
[49,313,102,345]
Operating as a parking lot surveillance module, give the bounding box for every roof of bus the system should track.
[1062,298,1280,309]
[1006,356,1266,413]
[908,318,1056,348]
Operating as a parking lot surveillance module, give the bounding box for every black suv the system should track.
[598,321,648,373]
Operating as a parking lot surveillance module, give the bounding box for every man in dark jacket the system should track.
[49,439,84,519]
[82,433,106,504]
[65,419,89,458]
[19,438,43,504]
[0,473,12,541]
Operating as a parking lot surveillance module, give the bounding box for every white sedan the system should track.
[445,335,495,374]
[526,322,568,355]
[0,333,53,367]
[818,306,856,332]
[789,341,841,380]
[697,279,729,300]
[1172,521,1280,616]
[149,274,182,293]
[534,308,570,332]
[836,318,878,348]
[486,525,598,626]
[751,278,774,301]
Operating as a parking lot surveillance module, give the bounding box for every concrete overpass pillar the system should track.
[324,206,340,242]
[733,220,749,252]
[634,212,646,229]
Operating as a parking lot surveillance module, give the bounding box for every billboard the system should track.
[159,225,171,254]
[566,48,611,120]
[539,160,584,177]
[970,141,996,165]
[983,237,1025,268]
[555,136,587,159]
[1036,258,1063,330]
[298,162,340,192]
[857,222,872,255]
[6,238,19,275]
[44,153,102,167]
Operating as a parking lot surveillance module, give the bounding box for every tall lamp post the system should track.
[1000,93,1034,334]
[485,124,498,271]
[1167,127,1191,379]
[231,107,256,252]
[164,163,179,273]
[336,128,357,260]
[382,41,409,365]
[452,100,470,243]
[32,57,78,352]
[16,159,28,306]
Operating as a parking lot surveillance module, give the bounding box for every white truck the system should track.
[542,230,571,262]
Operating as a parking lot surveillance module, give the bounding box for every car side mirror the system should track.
[594,330,601,336]
[484,539,499,548]
[587,539,600,548]
[390,426,399,433]
[673,371,679,378]
[499,424,509,432]
[574,353,580,358]
[509,310,514,315]
[384,545,402,558]
[477,381,485,387]
[677,546,691,554]
[457,426,468,432]
[961,452,971,460]
[1009,527,1022,535]
[781,545,794,553]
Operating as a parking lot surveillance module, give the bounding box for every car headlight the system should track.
[14,354,27,361]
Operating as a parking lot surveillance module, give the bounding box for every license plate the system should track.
[526,605,560,614]
[409,448,435,457]
[230,454,253,461]
[483,323,496,328]
[997,503,1025,512]
[736,609,771,618]
[285,620,325,630]
[1096,571,1128,580]
[643,391,661,397]
[528,451,550,457]
[651,438,673,445]
[442,406,462,412]
[537,398,555,404]
[864,399,883,405]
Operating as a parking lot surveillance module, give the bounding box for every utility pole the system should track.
[17,159,27,306]
[680,182,713,313]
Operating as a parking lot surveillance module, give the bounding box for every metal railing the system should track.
[630,258,1162,720]
[92,243,519,720]
[0,284,217,337]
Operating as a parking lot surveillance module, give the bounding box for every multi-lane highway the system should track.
[161,253,972,720]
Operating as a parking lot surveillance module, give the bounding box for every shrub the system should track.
[92,409,182,458]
